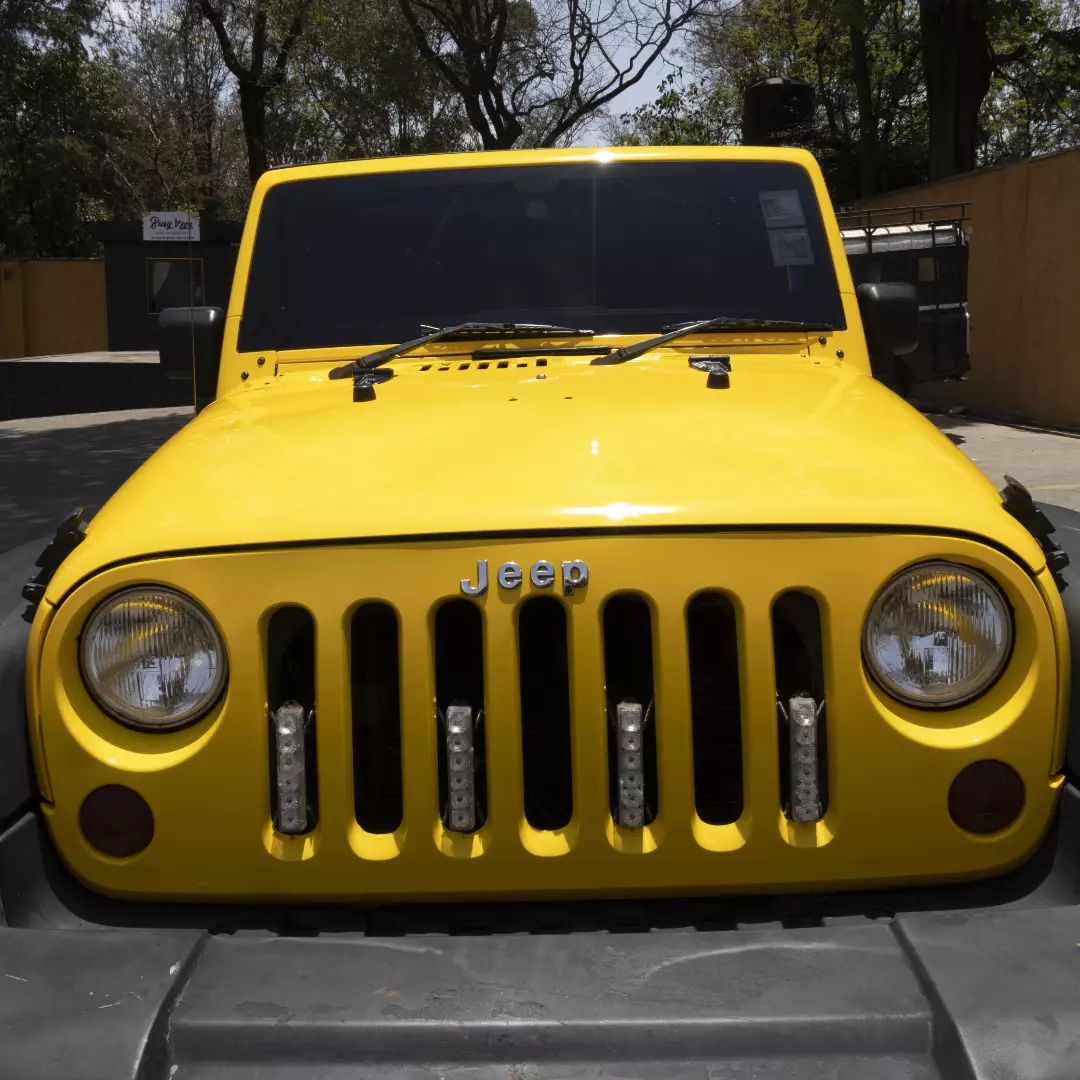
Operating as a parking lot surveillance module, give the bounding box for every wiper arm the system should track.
[328,322,593,382]
[595,316,834,366]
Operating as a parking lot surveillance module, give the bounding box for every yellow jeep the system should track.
[21,144,1077,900]
[3,145,1079,1078]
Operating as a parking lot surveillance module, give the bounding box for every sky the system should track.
[574,29,691,145]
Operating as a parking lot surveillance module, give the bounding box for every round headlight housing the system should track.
[80,587,227,730]
[863,561,1012,708]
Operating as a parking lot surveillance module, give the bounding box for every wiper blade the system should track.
[472,344,613,358]
[660,318,836,333]
[328,322,593,381]
[595,316,834,366]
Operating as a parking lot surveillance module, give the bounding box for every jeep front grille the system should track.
[42,532,1062,900]
[269,585,800,843]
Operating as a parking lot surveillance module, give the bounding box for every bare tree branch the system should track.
[190,0,316,181]
[271,0,317,85]
[398,0,711,149]
[192,0,248,79]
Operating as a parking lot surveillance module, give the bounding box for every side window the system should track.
[146,257,205,314]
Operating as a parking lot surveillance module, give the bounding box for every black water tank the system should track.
[742,77,815,144]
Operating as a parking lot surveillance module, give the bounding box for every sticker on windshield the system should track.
[759,190,806,229]
[768,228,815,266]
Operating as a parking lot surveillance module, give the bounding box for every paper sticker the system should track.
[758,190,805,229]
[768,228,815,266]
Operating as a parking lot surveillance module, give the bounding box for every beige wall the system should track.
[858,148,1080,431]
[0,259,107,359]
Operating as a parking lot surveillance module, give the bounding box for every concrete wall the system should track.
[0,260,108,359]
[858,148,1080,431]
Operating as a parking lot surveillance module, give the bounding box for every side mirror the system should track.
[856,283,919,361]
[159,306,225,413]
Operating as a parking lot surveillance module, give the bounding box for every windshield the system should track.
[239,159,846,352]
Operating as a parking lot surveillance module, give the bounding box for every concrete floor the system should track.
[0,406,193,554]
[928,412,1080,512]
[5,351,159,364]
[0,404,1077,556]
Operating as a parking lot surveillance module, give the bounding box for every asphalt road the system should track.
[929,413,1080,512]
[0,404,1077,560]
[0,406,193,556]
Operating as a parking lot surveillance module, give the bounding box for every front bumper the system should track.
[4,508,1079,1076]
[4,788,1080,1079]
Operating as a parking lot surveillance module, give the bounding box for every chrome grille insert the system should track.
[602,594,658,828]
[434,600,487,832]
[773,592,828,823]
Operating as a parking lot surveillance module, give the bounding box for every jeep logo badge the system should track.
[460,559,589,597]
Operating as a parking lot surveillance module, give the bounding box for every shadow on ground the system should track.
[924,411,976,442]
[0,415,190,553]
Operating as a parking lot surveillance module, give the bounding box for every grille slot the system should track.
[434,599,487,830]
[602,594,658,827]
[351,602,403,834]
[686,592,743,824]
[772,592,828,820]
[267,606,317,833]
[518,597,573,830]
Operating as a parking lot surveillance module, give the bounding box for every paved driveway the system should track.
[1,405,1077,558]
[0,407,192,554]
[929,413,1080,512]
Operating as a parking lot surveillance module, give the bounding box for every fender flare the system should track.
[1046,505,1080,779]
[0,539,47,832]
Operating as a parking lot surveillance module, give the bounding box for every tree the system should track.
[397,0,711,149]
[610,70,742,145]
[295,0,473,159]
[614,0,928,200]
[192,0,317,183]
[842,0,877,196]
[0,0,134,255]
[978,0,1080,163]
[104,0,247,216]
[919,0,994,176]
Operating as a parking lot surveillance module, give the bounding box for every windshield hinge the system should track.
[689,355,732,390]
[353,368,394,402]
[1000,475,1070,590]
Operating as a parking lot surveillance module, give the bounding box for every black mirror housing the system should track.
[856,282,919,361]
[159,306,225,413]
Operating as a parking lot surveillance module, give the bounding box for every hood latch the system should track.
[353,368,394,402]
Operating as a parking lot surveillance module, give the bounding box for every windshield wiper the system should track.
[328,321,594,384]
[594,316,834,366]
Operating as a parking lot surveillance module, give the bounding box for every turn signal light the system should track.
[948,760,1024,834]
[79,785,154,856]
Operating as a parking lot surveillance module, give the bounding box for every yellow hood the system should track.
[46,348,1045,599]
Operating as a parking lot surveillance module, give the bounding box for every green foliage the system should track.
[290,0,473,159]
[6,0,1080,253]
[615,0,928,201]
[103,0,248,218]
[614,0,1080,199]
[979,0,1080,162]
[609,72,742,146]
[0,0,132,254]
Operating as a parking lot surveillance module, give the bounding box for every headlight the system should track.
[80,587,227,730]
[863,562,1012,708]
